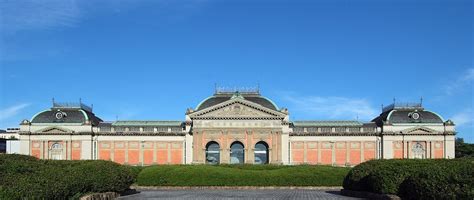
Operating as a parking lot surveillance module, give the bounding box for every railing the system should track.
[215,86,260,95]
[382,102,422,112]
[53,102,92,112]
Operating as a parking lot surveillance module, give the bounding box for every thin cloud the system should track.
[443,68,474,95]
[282,95,378,121]
[0,0,82,33]
[451,109,473,127]
[0,103,31,121]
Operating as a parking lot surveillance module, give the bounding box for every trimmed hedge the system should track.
[399,161,474,200]
[137,164,350,186]
[343,159,474,199]
[0,154,136,199]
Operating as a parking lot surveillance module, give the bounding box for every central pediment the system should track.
[188,97,286,119]
[402,126,439,135]
[36,126,74,134]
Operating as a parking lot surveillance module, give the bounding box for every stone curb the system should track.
[80,192,119,200]
[132,185,343,190]
[340,189,401,200]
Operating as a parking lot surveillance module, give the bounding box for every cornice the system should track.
[290,132,379,136]
[95,132,186,136]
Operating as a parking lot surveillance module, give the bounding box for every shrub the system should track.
[399,159,474,200]
[137,164,350,186]
[0,154,135,200]
[343,158,474,199]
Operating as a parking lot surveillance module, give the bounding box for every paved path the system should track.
[118,189,363,200]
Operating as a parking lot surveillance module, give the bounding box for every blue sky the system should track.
[0,0,472,141]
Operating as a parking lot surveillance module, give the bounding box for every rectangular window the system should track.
[364,127,375,132]
[129,127,140,132]
[335,127,346,132]
[114,127,125,132]
[170,127,182,132]
[320,127,331,132]
[307,127,317,132]
[100,126,111,132]
[143,127,154,132]
[293,127,304,132]
[349,127,360,132]
[156,127,168,132]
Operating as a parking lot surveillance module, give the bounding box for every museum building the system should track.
[17,89,456,166]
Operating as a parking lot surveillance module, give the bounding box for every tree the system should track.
[455,137,474,158]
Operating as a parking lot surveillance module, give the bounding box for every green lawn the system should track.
[136,164,350,186]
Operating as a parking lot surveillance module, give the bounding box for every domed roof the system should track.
[31,103,102,125]
[386,110,443,124]
[195,92,279,111]
[371,103,444,125]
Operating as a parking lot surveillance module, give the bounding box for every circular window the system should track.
[412,112,420,120]
[55,112,64,119]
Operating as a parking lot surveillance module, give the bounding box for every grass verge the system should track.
[137,164,350,186]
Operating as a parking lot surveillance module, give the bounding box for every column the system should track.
[331,142,335,166]
[430,141,434,159]
[317,141,321,164]
[139,141,143,166]
[346,141,350,165]
[125,142,129,164]
[110,142,115,162]
[153,141,157,164]
[303,142,307,163]
[167,142,171,164]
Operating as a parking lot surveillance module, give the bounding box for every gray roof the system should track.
[196,93,279,111]
[372,108,444,125]
[31,108,102,125]
[112,121,183,127]
[292,121,363,127]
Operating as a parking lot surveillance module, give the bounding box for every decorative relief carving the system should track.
[143,142,153,149]
[172,143,181,149]
[351,142,360,149]
[115,142,125,149]
[365,142,375,149]
[322,143,332,149]
[307,143,317,149]
[336,143,345,149]
[129,142,139,149]
[293,142,304,149]
[199,103,276,118]
[403,126,438,135]
[157,143,167,149]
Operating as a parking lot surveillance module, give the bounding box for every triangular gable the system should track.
[402,126,438,134]
[189,97,286,119]
[36,126,73,134]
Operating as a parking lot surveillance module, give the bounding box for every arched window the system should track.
[412,142,425,159]
[50,142,62,160]
[51,143,62,149]
[230,142,245,164]
[254,142,269,164]
[206,142,220,164]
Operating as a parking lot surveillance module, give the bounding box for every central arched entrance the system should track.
[206,141,220,164]
[230,142,245,164]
